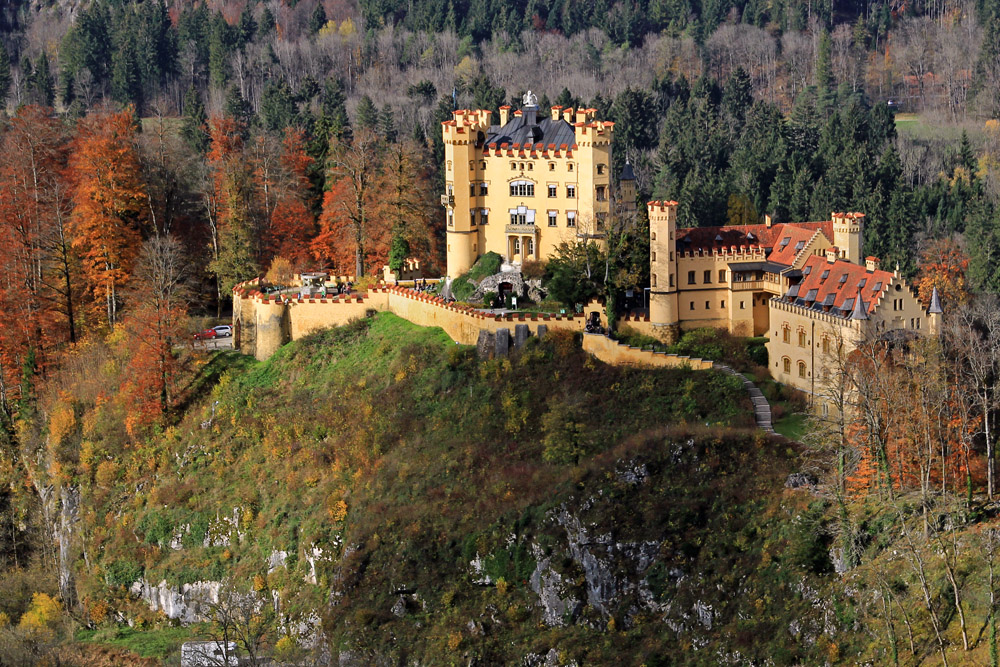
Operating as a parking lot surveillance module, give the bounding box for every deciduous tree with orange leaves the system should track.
[68,106,148,330]
[312,129,387,277]
[0,105,74,415]
[263,127,315,270]
[915,237,970,309]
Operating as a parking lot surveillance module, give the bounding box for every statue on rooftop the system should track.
[522,90,538,107]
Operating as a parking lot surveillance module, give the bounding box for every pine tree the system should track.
[257,8,276,40]
[378,104,397,143]
[355,95,378,131]
[260,80,296,132]
[181,85,209,153]
[309,2,328,35]
[110,41,142,110]
[224,86,253,134]
[0,42,10,104]
[30,52,55,107]
[237,7,257,48]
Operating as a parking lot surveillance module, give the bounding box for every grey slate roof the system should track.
[929,286,943,313]
[486,116,577,148]
[620,160,635,180]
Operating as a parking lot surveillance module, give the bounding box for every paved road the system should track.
[191,336,234,351]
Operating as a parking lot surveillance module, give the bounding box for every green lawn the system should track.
[76,625,197,659]
[774,411,809,442]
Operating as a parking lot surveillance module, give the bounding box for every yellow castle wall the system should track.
[443,109,612,278]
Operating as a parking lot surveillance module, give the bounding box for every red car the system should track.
[193,328,218,340]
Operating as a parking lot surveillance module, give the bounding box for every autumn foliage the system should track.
[68,106,148,329]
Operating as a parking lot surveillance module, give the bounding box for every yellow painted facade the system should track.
[442,104,615,278]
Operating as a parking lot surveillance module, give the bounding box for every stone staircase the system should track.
[713,363,775,434]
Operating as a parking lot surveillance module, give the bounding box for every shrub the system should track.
[482,291,497,308]
[541,399,589,464]
[521,259,546,280]
[105,559,143,589]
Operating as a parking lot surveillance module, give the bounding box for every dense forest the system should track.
[4,0,1000,664]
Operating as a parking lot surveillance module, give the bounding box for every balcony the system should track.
[505,222,538,235]
[440,194,454,207]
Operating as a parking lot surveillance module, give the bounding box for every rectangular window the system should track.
[509,181,534,197]
[719,270,726,282]
[705,301,709,309]
[527,239,534,256]
[687,271,695,285]
[481,209,489,225]
[470,184,476,196]
[566,185,576,198]
[651,251,657,261]
[669,274,674,287]
[548,185,557,198]
[596,213,606,230]
[447,210,454,227]
[783,327,790,343]
[548,212,557,227]
[512,238,521,254]
[479,182,488,196]
[798,331,806,347]
[704,270,711,284]
[597,164,606,174]
[596,185,607,201]
[721,300,725,308]
[690,302,694,310]
[567,212,576,227]
[740,301,745,309]
[669,251,673,260]
[470,209,477,226]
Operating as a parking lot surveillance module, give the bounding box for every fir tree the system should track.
[224,86,253,134]
[378,104,397,143]
[181,85,209,153]
[309,2,328,35]
[0,42,10,103]
[257,8,276,40]
[260,80,297,131]
[355,95,378,130]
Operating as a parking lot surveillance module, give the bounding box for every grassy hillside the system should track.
[7,313,864,664]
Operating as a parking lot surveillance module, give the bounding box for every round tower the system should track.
[648,200,679,342]
[442,109,491,279]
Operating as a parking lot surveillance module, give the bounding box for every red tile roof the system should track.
[675,221,833,258]
[793,255,895,314]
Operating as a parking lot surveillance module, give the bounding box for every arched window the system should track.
[798,361,807,378]
[783,358,791,374]
[782,324,790,343]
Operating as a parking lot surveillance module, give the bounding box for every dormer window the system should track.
[821,270,830,281]
[872,281,882,291]
[780,237,791,248]
[794,240,805,251]
[839,274,848,285]
[858,278,867,289]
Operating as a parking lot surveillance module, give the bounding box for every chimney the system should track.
[865,256,880,273]
[550,105,562,121]
[499,105,511,126]
[562,107,574,123]
[523,104,537,127]
[764,213,773,228]
[825,247,839,264]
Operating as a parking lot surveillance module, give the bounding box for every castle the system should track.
[439,98,940,416]
[441,92,633,279]
[645,201,939,414]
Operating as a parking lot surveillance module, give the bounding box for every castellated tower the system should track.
[832,212,864,265]
[648,200,679,342]
[442,109,493,279]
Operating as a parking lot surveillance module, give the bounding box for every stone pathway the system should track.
[713,363,775,434]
